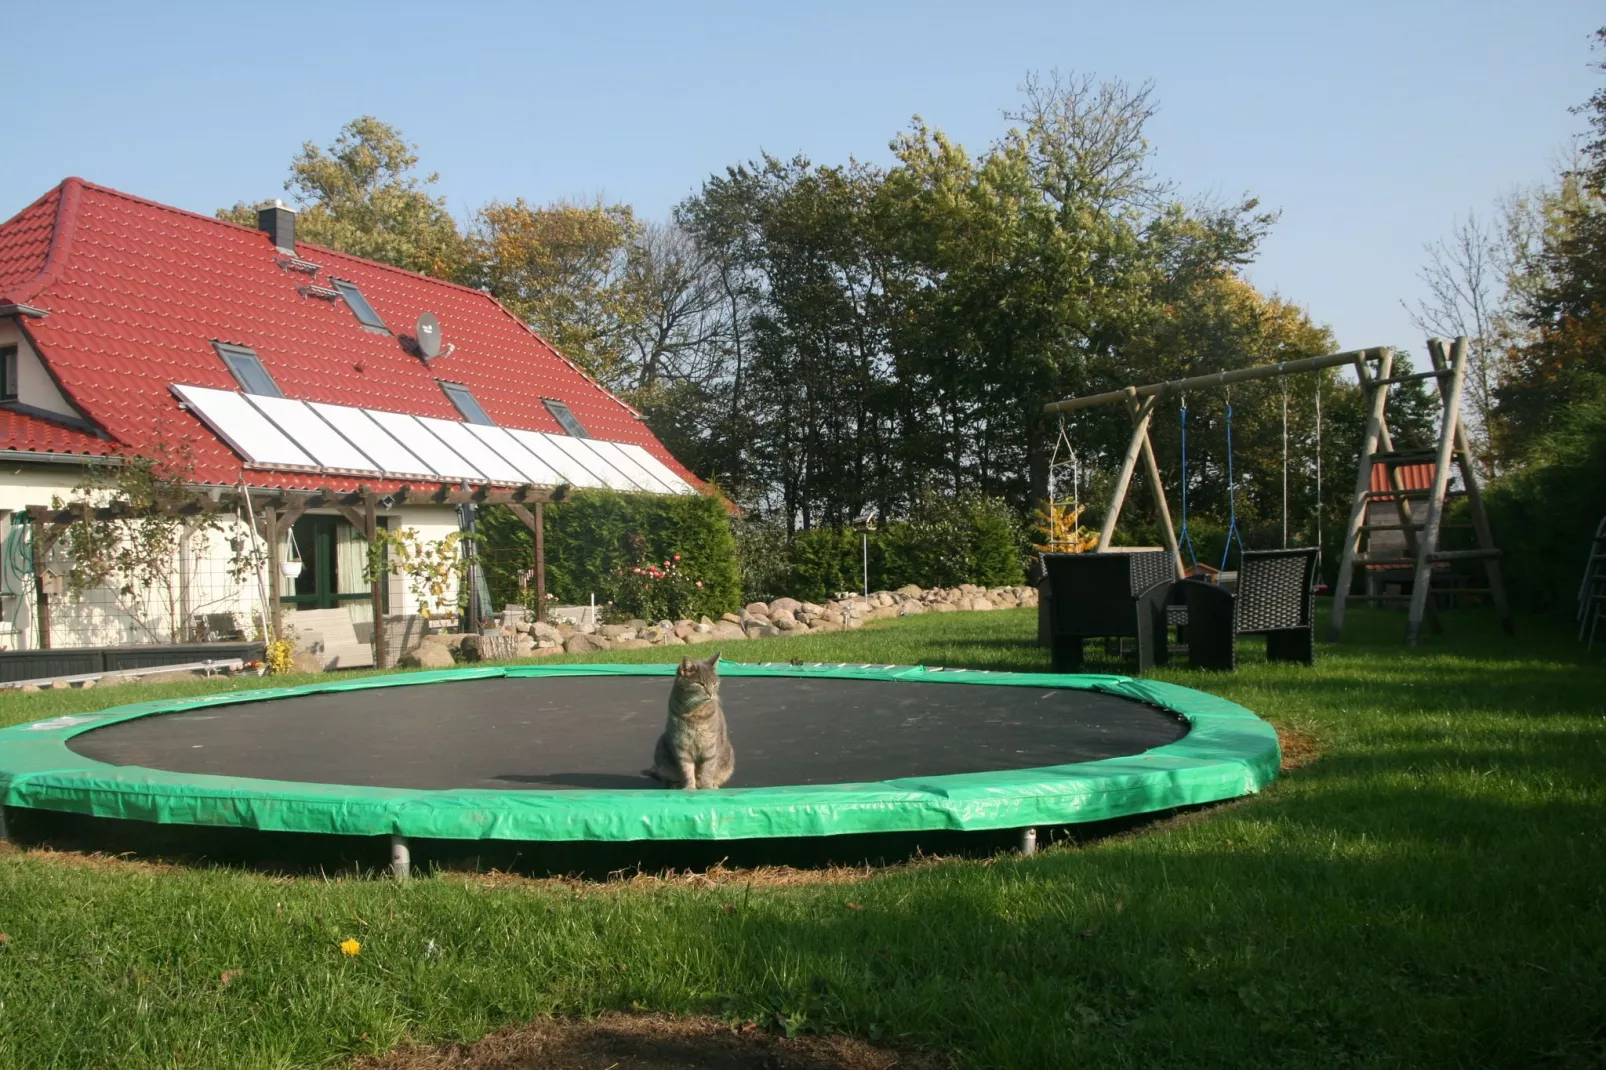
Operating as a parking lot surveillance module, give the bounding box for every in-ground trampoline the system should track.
[0,663,1280,872]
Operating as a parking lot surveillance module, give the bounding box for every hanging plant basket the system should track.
[282,529,304,580]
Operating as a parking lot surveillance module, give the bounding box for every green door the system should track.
[282,516,375,611]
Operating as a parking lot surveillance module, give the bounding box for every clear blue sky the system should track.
[6,1,1599,353]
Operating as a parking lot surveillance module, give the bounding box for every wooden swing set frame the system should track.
[1042,339,1510,646]
[1042,346,1385,581]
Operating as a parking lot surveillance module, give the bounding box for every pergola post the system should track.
[362,491,386,669]
[534,500,546,619]
[505,501,546,619]
[258,500,282,645]
[27,507,53,650]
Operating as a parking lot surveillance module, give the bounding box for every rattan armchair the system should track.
[1041,551,1175,673]
[1180,548,1318,670]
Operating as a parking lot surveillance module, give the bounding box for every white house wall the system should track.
[0,322,90,422]
[0,464,471,651]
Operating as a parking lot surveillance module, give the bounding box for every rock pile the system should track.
[398,583,1039,664]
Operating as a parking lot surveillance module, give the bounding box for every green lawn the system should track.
[0,607,1602,1068]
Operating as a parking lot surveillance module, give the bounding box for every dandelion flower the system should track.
[340,938,361,957]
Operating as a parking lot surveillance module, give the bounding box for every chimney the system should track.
[257,199,296,255]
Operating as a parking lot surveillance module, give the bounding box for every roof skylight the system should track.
[543,397,591,438]
[330,279,388,332]
[214,342,283,397]
[439,382,493,426]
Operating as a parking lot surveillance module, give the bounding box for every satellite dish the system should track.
[416,311,442,360]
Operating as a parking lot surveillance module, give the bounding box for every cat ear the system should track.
[678,656,694,673]
[705,651,721,669]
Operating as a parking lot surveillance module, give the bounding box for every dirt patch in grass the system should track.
[354,1013,947,1070]
[1276,723,1322,772]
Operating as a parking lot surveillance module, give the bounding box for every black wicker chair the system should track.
[1041,551,1175,673]
[1180,548,1318,671]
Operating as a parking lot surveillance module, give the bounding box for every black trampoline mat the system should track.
[68,675,1188,791]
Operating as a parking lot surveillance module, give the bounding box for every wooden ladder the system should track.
[1579,516,1606,648]
[1328,337,1512,645]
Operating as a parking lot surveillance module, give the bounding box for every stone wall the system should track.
[399,583,1039,663]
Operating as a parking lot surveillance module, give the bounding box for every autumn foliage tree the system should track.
[220,116,467,279]
[465,197,644,388]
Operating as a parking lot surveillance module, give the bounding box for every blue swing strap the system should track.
[1220,389,1247,573]
[1177,395,1199,572]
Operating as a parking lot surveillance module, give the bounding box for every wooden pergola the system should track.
[24,481,566,665]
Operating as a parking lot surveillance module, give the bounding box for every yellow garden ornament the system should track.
[1032,501,1098,555]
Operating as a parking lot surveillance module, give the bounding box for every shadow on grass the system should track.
[2,803,1208,880]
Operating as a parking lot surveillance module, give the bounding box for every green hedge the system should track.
[782,495,1027,603]
[1485,394,1606,613]
[478,490,741,620]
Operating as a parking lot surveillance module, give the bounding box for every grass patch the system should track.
[0,606,1602,1067]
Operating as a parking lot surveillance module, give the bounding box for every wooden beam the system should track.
[1427,338,1513,635]
[1046,346,1388,414]
[321,485,367,532]
[1407,339,1469,646]
[1329,349,1395,641]
[1097,390,1160,551]
[1129,394,1184,578]
[259,502,283,644]
[534,500,546,619]
[28,508,51,650]
[505,501,549,620]
[362,489,387,670]
[1357,362,1442,636]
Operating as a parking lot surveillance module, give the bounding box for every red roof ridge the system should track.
[4,177,84,306]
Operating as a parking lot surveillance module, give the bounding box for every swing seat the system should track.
[1180,548,1318,671]
[1041,551,1175,673]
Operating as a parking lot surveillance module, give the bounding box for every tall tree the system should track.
[1406,211,1509,468]
[220,117,466,278]
[1499,28,1606,454]
[467,198,642,388]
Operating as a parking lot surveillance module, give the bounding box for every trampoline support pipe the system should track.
[390,835,411,879]
[0,805,9,843]
[1019,827,1037,856]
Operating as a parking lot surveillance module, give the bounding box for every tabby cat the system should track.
[645,652,734,789]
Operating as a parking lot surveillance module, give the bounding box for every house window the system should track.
[0,346,17,402]
[440,382,493,425]
[543,398,590,438]
[214,342,283,397]
[331,279,388,332]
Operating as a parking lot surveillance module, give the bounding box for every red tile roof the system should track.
[0,178,696,492]
[0,408,112,458]
[1369,461,1435,494]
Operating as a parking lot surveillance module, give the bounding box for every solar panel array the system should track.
[170,384,695,495]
